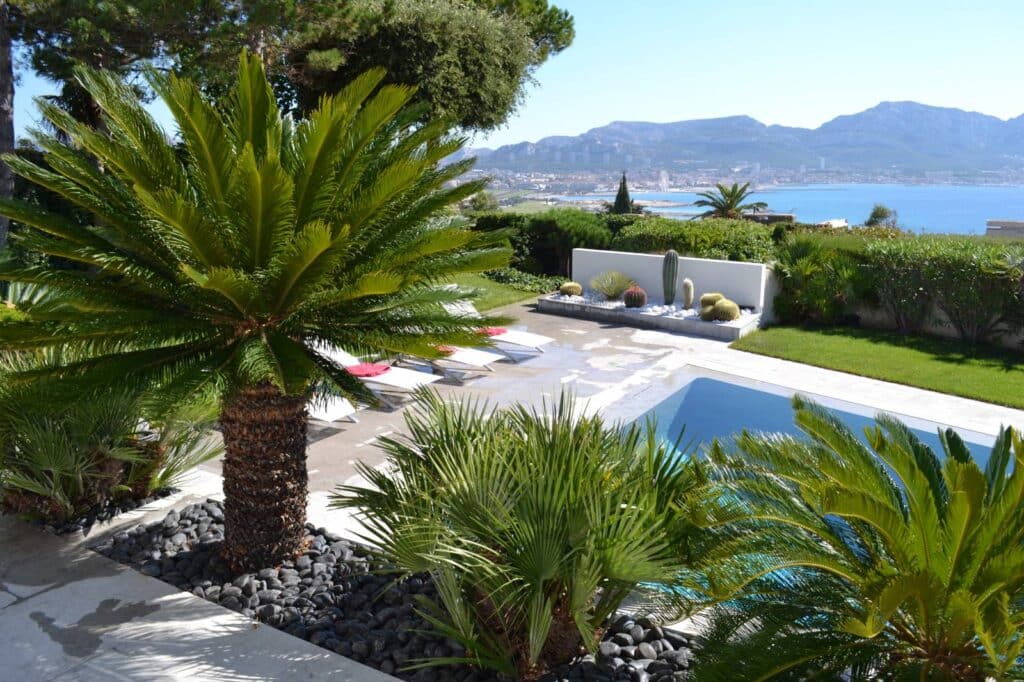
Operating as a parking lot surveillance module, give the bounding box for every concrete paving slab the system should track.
[0,517,396,682]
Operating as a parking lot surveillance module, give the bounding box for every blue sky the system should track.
[476,0,1024,147]
[13,1,1024,149]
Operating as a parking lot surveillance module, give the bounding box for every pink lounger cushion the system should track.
[478,327,508,337]
[345,362,391,378]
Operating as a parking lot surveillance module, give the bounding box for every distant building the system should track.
[817,218,848,229]
[986,219,1024,238]
[744,212,795,224]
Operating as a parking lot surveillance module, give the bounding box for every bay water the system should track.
[556,183,1024,234]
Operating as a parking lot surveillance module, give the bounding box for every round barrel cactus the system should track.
[623,286,647,308]
[699,292,724,307]
[559,281,583,296]
[713,298,741,321]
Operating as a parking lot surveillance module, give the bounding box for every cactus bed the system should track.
[548,290,755,320]
[540,289,761,340]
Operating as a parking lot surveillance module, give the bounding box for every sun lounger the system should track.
[442,301,555,354]
[308,396,359,423]
[322,347,442,407]
[399,345,506,381]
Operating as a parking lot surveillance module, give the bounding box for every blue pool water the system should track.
[645,377,992,465]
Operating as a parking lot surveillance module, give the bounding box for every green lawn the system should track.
[449,273,538,311]
[731,326,1024,409]
[501,199,556,214]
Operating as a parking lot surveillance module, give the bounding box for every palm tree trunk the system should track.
[0,1,14,258]
[219,383,308,572]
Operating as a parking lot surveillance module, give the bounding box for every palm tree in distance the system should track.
[0,52,511,571]
[693,182,767,219]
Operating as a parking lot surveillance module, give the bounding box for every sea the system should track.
[554,183,1024,235]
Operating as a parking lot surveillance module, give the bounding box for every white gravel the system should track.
[548,292,756,323]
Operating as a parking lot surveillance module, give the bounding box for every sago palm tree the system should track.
[693,181,767,219]
[0,52,510,570]
[333,391,705,680]
[693,398,1024,681]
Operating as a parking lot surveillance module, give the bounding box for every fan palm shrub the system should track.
[0,52,510,569]
[694,182,767,219]
[0,353,221,522]
[332,391,705,680]
[693,398,1024,681]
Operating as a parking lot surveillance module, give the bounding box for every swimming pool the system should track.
[644,375,994,464]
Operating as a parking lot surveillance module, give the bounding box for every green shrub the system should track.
[602,212,642,236]
[471,212,536,272]
[559,281,583,296]
[713,298,740,321]
[857,238,933,333]
[859,237,1024,344]
[700,292,724,307]
[697,399,1024,680]
[773,234,872,326]
[773,233,1024,344]
[481,267,564,293]
[526,209,613,276]
[590,271,635,300]
[0,359,221,522]
[471,211,527,234]
[623,285,647,308]
[332,391,700,678]
[613,217,775,262]
[916,237,1023,344]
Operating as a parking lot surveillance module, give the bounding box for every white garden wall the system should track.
[571,248,772,312]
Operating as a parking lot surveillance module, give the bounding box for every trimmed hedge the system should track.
[472,209,612,276]
[864,237,1024,344]
[526,209,612,276]
[775,233,1024,346]
[482,267,564,293]
[612,217,776,262]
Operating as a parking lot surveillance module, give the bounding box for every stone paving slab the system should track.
[0,516,397,682]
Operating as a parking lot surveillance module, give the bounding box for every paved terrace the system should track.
[4,299,1022,680]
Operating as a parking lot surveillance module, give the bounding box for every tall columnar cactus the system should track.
[662,250,679,304]
[681,278,694,308]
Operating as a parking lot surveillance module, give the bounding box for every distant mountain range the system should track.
[471,102,1024,174]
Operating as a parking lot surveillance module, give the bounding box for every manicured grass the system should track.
[449,273,538,311]
[501,199,556,214]
[731,326,1024,409]
[0,305,26,322]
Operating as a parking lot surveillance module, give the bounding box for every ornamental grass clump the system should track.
[332,391,705,680]
[693,398,1024,681]
[590,270,635,300]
